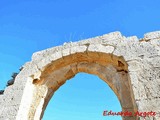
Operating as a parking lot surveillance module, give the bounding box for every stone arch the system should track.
[17,50,137,120]
[1,31,160,120]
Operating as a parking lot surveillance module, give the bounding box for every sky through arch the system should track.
[43,73,122,120]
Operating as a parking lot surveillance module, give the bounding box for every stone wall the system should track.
[0,31,160,120]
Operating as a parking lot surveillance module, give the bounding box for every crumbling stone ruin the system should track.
[0,31,160,120]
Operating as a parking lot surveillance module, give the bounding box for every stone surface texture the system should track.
[0,31,160,120]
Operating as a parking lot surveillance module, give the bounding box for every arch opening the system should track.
[43,72,122,120]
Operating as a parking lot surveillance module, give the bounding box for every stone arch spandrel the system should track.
[113,31,160,120]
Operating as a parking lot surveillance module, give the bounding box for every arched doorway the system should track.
[16,51,137,120]
[42,72,122,120]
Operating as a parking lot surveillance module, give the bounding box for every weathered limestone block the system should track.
[88,44,114,53]
[70,45,87,54]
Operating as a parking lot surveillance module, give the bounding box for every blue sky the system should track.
[43,73,122,120]
[0,0,160,119]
